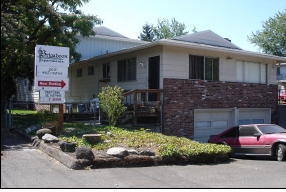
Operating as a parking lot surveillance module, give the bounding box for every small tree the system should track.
[98,85,127,127]
[138,22,154,41]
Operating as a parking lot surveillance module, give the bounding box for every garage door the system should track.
[238,109,268,125]
[194,110,231,143]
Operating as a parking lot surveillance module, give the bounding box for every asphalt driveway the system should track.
[1,130,286,188]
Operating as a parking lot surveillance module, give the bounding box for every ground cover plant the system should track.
[8,110,232,160]
[59,122,232,158]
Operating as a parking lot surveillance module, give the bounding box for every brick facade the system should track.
[163,78,278,138]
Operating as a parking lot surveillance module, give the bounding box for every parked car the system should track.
[208,124,286,161]
[279,90,286,103]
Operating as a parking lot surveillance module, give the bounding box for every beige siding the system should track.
[67,44,278,101]
[160,46,277,84]
[67,47,163,100]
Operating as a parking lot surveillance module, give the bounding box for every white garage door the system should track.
[194,108,270,143]
[194,110,231,143]
[238,109,268,125]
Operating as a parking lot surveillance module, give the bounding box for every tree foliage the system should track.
[152,18,189,40]
[98,85,127,127]
[138,18,191,41]
[1,0,102,109]
[138,22,154,42]
[248,9,286,57]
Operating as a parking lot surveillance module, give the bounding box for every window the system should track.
[117,58,136,81]
[88,66,94,76]
[195,121,211,127]
[103,63,110,78]
[221,126,239,138]
[77,68,82,77]
[239,119,264,125]
[236,61,267,84]
[239,126,259,137]
[189,55,219,80]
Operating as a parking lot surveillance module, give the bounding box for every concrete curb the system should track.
[10,128,162,170]
[12,128,91,170]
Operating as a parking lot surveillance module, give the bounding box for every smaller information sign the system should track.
[39,90,65,104]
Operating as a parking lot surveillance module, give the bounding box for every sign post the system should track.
[34,45,70,133]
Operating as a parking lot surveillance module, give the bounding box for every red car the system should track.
[208,124,286,161]
[279,91,286,103]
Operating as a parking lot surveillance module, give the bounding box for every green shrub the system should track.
[98,85,127,127]
[37,110,58,122]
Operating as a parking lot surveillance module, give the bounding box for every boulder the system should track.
[128,149,139,155]
[58,140,77,152]
[42,133,59,143]
[139,150,155,156]
[25,125,38,134]
[36,128,52,139]
[43,126,56,135]
[107,147,129,157]
[75,146,94,160]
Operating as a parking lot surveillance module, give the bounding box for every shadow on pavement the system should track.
[1,130,32,153]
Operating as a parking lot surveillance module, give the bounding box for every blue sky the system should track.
[80,0,285,53]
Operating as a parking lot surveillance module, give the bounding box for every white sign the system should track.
[39,90,65,104]
[35,77,69,91]
[35,45,69,67]
[36,65,68,78]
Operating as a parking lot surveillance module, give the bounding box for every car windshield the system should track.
[257,125,286,134]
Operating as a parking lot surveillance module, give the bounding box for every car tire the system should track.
[276,144,286,161]
[228,149,235,158]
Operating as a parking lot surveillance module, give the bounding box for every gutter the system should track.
[71,39,286,66]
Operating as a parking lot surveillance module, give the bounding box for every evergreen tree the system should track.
[138,23,154,41]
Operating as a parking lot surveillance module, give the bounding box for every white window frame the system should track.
[236,60,267,84]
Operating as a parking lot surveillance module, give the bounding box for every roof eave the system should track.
[72,39,286,65]
[160,40,286,63]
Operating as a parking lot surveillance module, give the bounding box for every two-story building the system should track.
[67,29,286,142]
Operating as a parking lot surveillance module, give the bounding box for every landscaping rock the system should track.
[127,149,139,155]
[36,128,52,139]
[139,150,155,156]
[58,140,77,152]
[107,147,129,157]
[75,146,95,160]
[42,133,59,143]
[43,126,56,135]
[25,125,39,134]
[35,124,42,129]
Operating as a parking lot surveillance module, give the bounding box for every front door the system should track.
[148,56,160,101]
